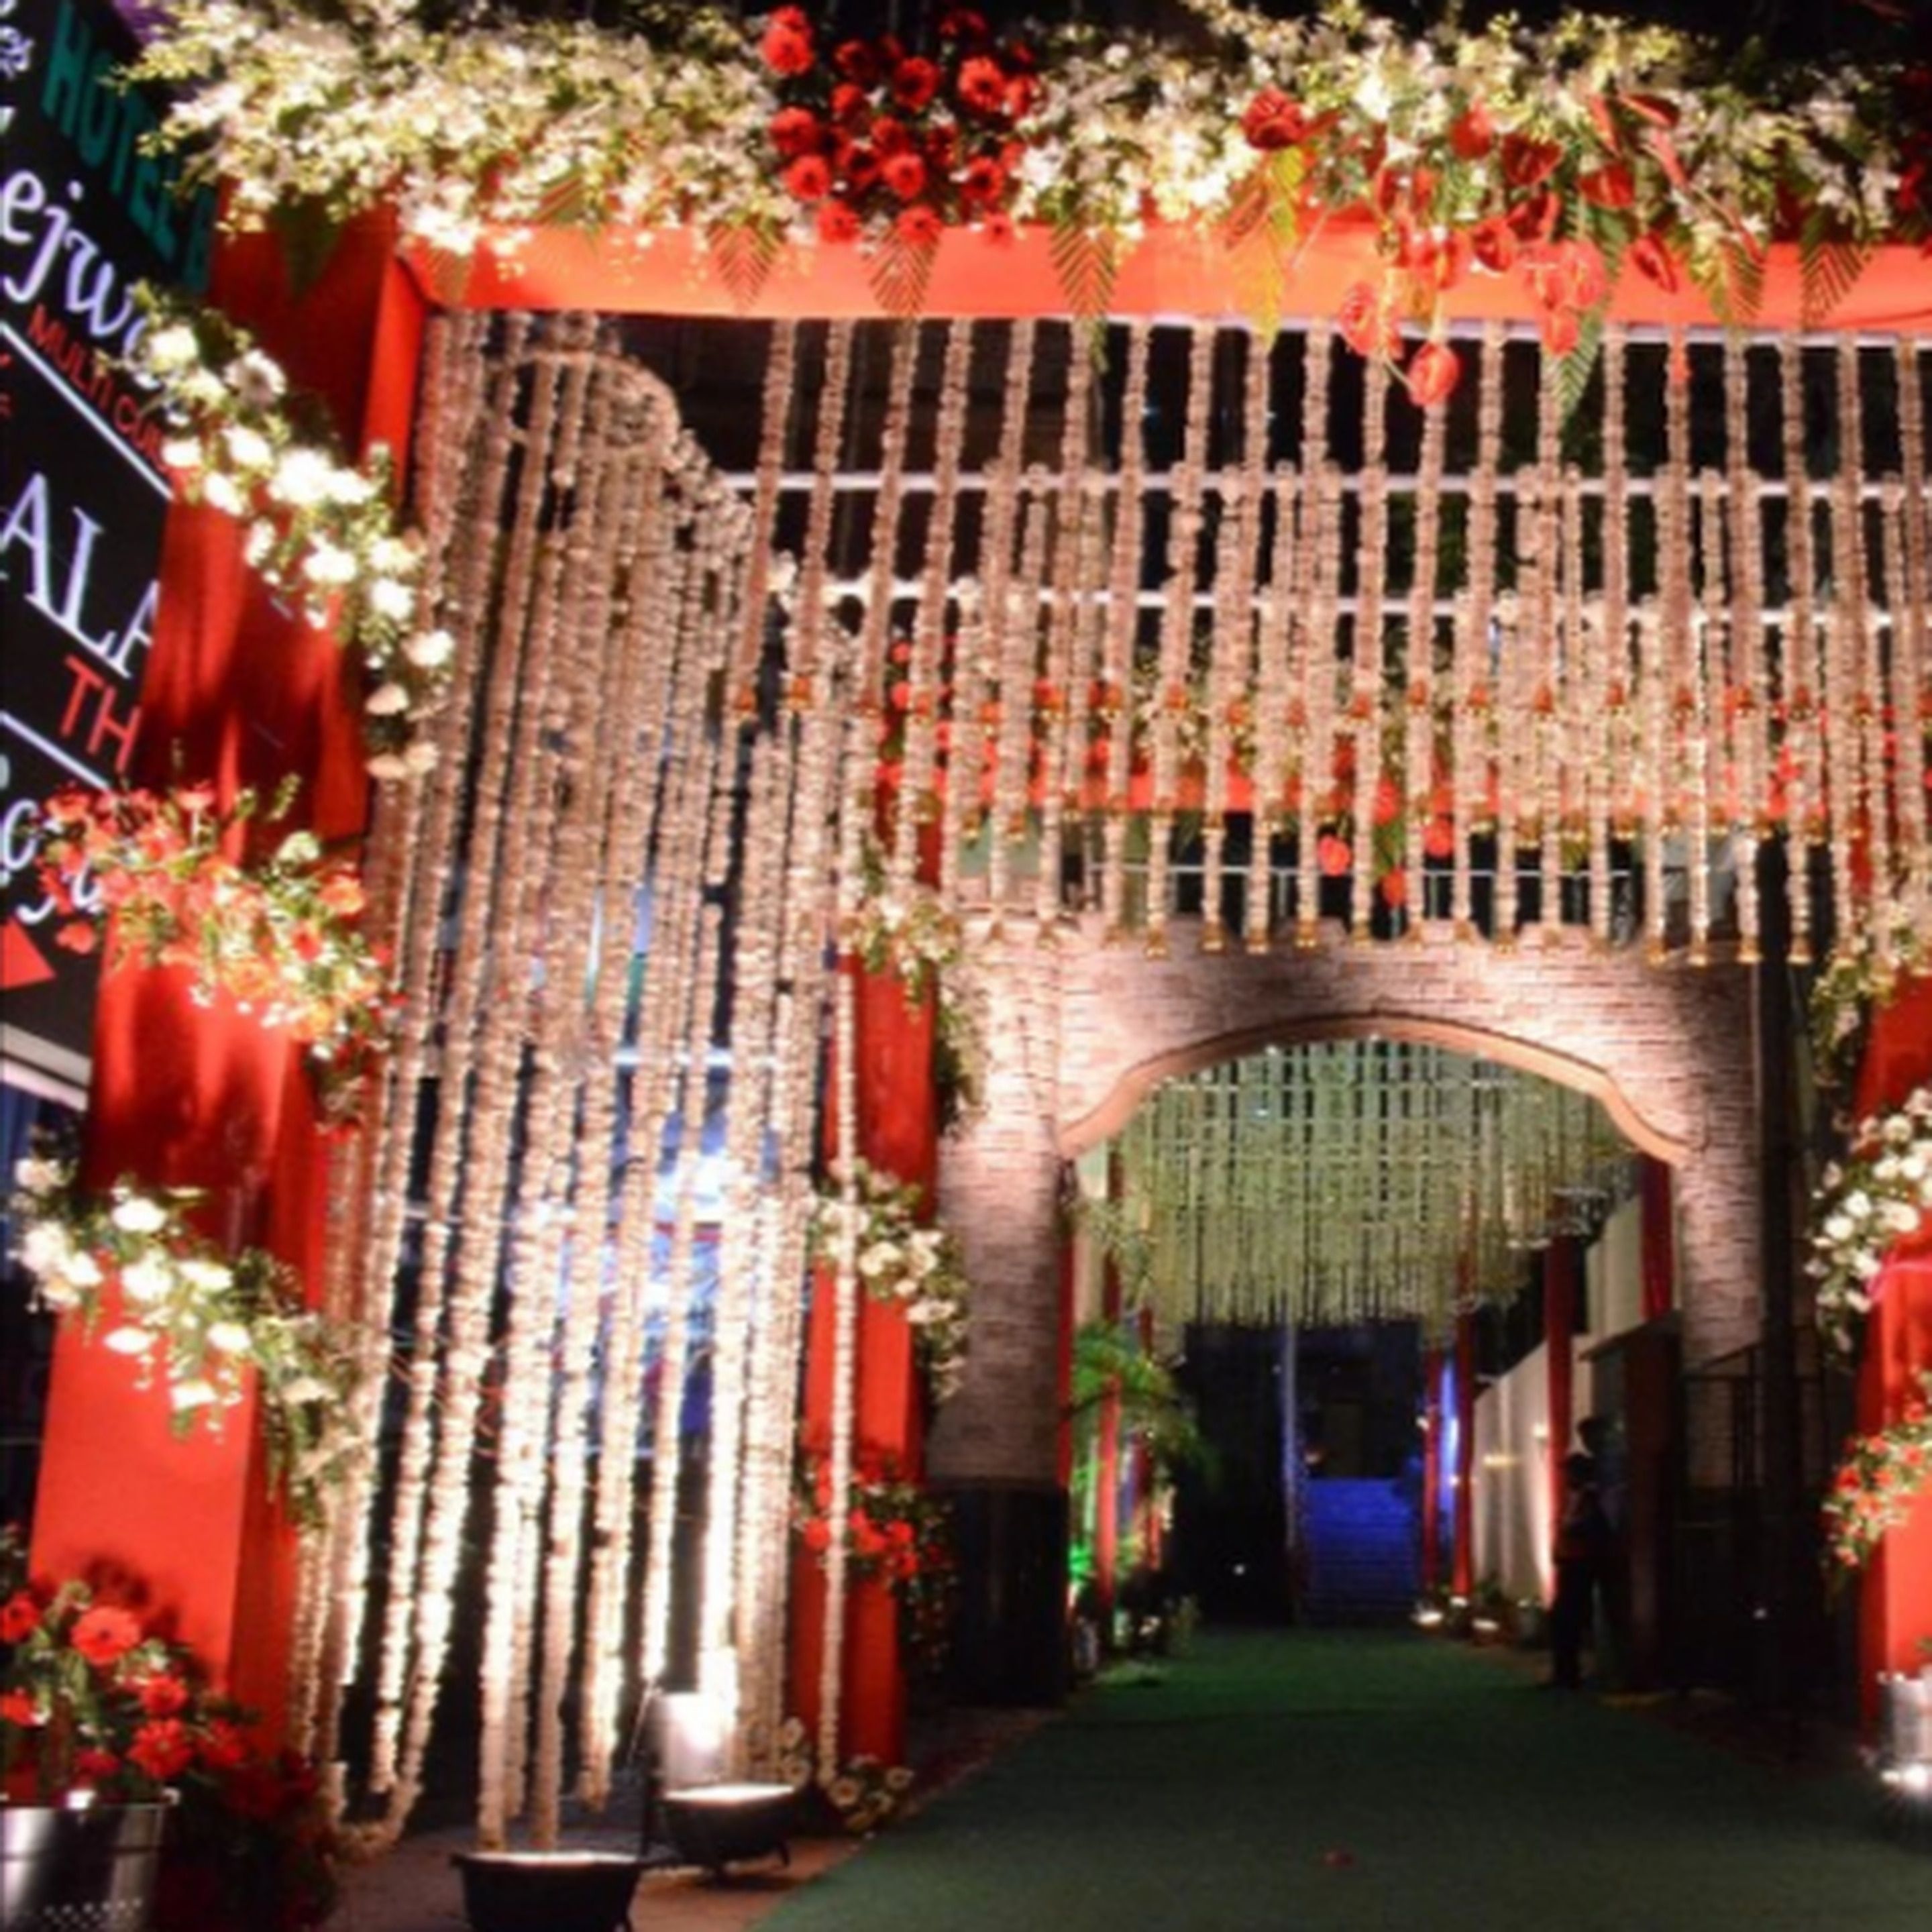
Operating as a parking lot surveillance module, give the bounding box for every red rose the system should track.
[129,1718,195,1782]
[1404,341,1461,409]
[802,1518,831,1553]
[1318,835,1353,877]
[1379,869,1409,909]
[769,107,824,160]
[881,151,928,201]
[138,1674,190,1718]
[71,1604,142,1667]
[73,1748,121,1785]
[1005,74,1040,120]
[869,113,912,157]
[0,1592,40,1643]
[840,142,880,193]
[199,1719,251,1772]
[939,7,988,42]
[892,57,941,113]
[816,199,861,244]
[1,1690,41,1726]
[896,205,944,246]
[56,919,99,955]
[960,156,1008,207]
[1449,103,1495,160]
[1424,816,1456,860]
[830,81,869,125]
[1242,87,1308,152]
[957,55,1007,117]
[759,11,814,78]
[832,39,879,87]
[981,211,1016,247]
[784,154,833,203]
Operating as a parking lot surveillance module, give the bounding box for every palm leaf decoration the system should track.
[1798,211,1873,329]
[869,228,940,321]
[1050,220,1123,331]
[708,220,784,314]
[1222,149,1306,338]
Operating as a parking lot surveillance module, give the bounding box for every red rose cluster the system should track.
[760,5,1039,246]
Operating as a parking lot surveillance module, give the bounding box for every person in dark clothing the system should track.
[1548,1450,1609,1689]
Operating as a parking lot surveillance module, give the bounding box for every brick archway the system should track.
[934,918,1761,1491]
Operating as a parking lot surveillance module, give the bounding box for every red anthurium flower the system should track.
[1318,835,1353,878]
[1242,87,1308,152]
[816,199,861,244]
[1470,215,1517,274]
[892,57,941,113]
[1555,237,1609,311]
[759,10,814,78]
[1621,92,1680,128]
[896,204,944,246]
[1539,305,1582,357]
[1586,93,1623,152]
[1507,189,1561,243]
[1405,340,1462,409]
[784,154,832,203]
[1629,231,1677,292]
[957,55,1008,117]
[1646,127,1689,191]
[881,151,928,201]
[1577,162,1635,210]
[1500,133,1561,190]
[1336,280,1400,360]
[769,107,822,160]
[71,1605,142,1667]
[1449,103,1495,160]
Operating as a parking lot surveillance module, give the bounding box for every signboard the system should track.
[0,0,215,1097]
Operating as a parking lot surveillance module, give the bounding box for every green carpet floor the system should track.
[759,1630,1932,1931]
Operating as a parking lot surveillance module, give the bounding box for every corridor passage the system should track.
[761,1631,1932,1932]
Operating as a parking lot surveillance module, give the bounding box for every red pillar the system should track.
[1853,975,1932,1725]
[1420,1345,1444,1593]
[790,961,936,1769]
[1452,1311,1476,1599]
[28,221,425,1730]
[1638,1156,1676,1324]
[1545,1237,1580,1570]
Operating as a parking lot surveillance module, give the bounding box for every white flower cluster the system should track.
[9,1157,360,1523]
[811,1160,969,1403]
[1808,1085,1932,1355]
[131,294,451,781]
[841,877,963,999]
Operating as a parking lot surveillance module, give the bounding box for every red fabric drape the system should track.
[791,961,936,1769]
[1420,1346,1444,1594]
[28,219,425,1731]
[418,222,1932,335]
[1852,974,1932,1724]
[1452,1313,1477,1599]
[1545,1238,1580,1572]
[1638,1156,1675,1324]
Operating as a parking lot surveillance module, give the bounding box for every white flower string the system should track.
[1808,1087,1932,1356]
[1896,346,1931,932]
[1350,350,1389,945]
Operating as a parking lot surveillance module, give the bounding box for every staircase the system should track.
[1299,1479,1418,1626]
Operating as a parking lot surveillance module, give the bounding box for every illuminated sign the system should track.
[1,0,215,1095]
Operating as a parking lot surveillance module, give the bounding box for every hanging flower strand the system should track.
[9,1159,360,1527]
[34,779,398,1125]
[130,290,453,777]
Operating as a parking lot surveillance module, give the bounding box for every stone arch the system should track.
[934,918,1761,1493]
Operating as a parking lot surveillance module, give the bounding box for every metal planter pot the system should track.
[0,1801,172,1932]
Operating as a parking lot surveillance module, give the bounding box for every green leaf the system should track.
[1798,212,1872,329]
[268,197,346,300]
[1690,234,1767,330]
[1049,220,1122,328]
[869,229,938,321]
[1223,150,1306,338]
[708,220,783,314]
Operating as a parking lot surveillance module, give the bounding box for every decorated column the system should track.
[1452,1311,1477,1600]
[26,219,424,1727]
